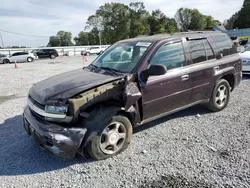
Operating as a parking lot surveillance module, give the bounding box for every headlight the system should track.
[45,104,68,114]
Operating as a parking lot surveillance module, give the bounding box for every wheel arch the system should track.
[219,73,235,91]
[81,99,139,126]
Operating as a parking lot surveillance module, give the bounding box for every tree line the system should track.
[48,0,249,47]
[223,0,250,29]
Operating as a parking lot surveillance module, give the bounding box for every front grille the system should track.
[28,95,45,110]
[30,109,45,121]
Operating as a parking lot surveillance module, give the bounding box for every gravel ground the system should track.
[0,56,250,188]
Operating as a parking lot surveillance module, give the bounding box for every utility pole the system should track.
[99,31,102,46]
[0,31,4,49]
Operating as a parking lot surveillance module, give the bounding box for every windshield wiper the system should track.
[100,67,121,76]
[87,64,101,71]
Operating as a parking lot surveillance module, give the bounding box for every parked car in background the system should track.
[1,52,37,64]
[85,46,106,56]
[23,31,242,160]
[239,38,249,47]
[0,53,7,63]
[35,49,58,59]
[239,45,250,75]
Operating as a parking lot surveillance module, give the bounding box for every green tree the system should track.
[74,32,89,46]
[175,8,193,31]
[48,36,60,47]
[234,0,250,28]
[56,31,73,46]
[204,16,220,29]
[96,3,130,44]
[165,18,179,34]
[175,8,218,31]
[224,12,239,30]
[128,2,150,38]
[189,9,207,30]
[147,10,179,35]
[48,31,73,46]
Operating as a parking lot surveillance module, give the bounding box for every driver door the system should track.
[140,40,193,121]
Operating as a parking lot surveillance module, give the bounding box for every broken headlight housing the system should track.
[45,104,68,115]
[44,103,73,123]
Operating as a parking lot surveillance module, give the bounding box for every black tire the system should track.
[27,57,34,62]
[80,106,133,160]
[86,52,90,56]
[207,79,231,112]
[3,59,10,64]
[50,54,56,59]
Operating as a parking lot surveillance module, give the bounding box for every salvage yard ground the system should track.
[0,56,250,188]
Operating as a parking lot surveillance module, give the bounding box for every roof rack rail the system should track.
[179,30,222,35]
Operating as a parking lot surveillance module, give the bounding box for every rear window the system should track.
[210,35,237,57]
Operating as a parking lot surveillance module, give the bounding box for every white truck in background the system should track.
[85,46,106,56]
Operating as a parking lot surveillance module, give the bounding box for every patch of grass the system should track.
[239,36,250,40]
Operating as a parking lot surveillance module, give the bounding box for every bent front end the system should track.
[23,106,87,159]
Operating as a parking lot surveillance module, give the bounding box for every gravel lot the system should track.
[0,56,250,188]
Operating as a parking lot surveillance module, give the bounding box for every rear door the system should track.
[18,52,29,62]
[185,37,219,103]
[140,39,193,120]
[44,49,52,57]
[36,49,46,58]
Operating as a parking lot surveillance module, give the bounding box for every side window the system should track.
[19,52,28,55]
[203,39,215,60]
[188,40,206,64]
[150,42,185,70]
[12,53,18,56]
[210,35,237,57]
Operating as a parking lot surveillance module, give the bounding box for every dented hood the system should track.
[29,68,124,104]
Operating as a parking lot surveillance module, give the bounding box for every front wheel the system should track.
[3,59,10,64]
[207,79,231,112]
[80,107,133,160]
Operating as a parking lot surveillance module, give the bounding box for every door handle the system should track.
[181,75,189,81]
[213,66,219,71]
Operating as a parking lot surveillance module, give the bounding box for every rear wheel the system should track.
[207,79,230,112]
[80,106,133,160]
[50,54,56,59]
[3,59,10,64]
[27,57,34,62]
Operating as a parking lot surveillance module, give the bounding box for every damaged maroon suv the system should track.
[23,31,242,160]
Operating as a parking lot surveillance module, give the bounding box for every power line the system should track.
[0,28,50,38]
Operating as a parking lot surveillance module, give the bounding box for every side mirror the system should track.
[141,64,167,82]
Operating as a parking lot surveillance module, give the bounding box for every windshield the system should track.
[91,41,152,73]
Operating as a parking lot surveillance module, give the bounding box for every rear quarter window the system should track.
[210,35,237,57]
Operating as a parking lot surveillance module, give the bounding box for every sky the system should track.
[0,0,244,47]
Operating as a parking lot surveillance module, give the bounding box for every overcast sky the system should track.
[0,0,244,47]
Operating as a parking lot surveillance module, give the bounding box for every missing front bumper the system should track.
[23,106,87,160]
